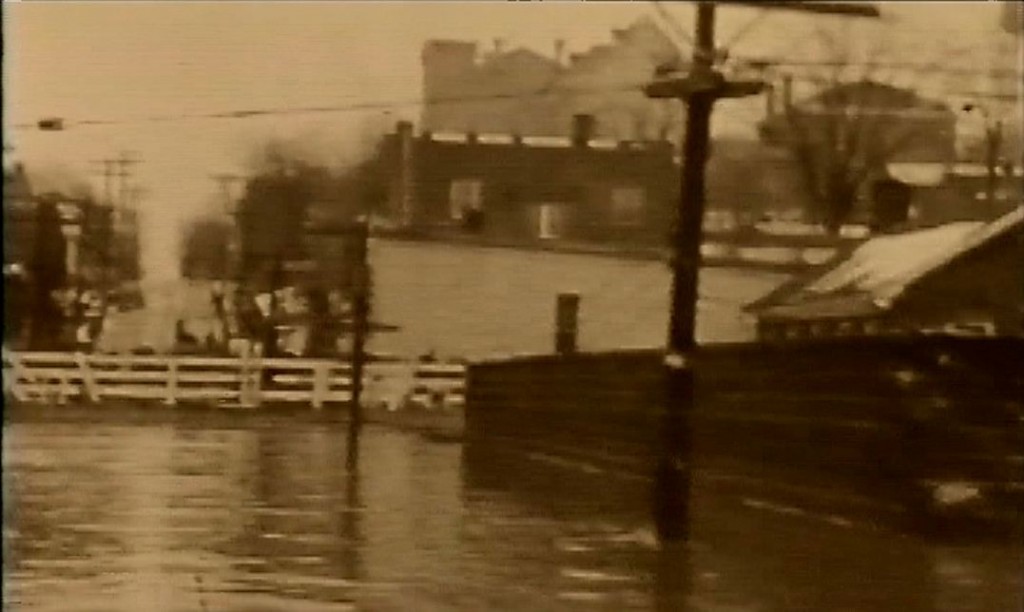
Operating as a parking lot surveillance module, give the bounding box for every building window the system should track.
[538,204,566,240]
[610,186,645,226]
[449,179,483,221]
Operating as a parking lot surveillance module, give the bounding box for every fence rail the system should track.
[3,350,466,411]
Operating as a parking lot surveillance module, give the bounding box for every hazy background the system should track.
[3,2,1010,286]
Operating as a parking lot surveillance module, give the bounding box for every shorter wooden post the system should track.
[76,353,101,403]
[555,292,580,355]
[311,362,328,410]
[57,370,70,405]
[165,358,178,406]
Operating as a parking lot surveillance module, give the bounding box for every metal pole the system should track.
[349,219,370,427]
[653,1,718,543]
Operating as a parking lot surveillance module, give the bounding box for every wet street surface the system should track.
[3,413,1021,611]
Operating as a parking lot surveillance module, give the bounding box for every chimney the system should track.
[395,121,415,226]
[572,114,595,148]
[554,39,566,65]
[467,131,479,145]
[494,38,505,56]
[765,84,776,118]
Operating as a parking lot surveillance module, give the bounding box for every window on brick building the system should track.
[538,204,566,240]
[610,186,645,226]
[449,179,483,221]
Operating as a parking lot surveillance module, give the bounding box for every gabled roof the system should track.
[748,207,1024,321]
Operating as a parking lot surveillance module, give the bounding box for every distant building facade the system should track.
[376,116,676,248]
[421,17,684,142]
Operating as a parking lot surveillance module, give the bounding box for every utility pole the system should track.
[304,218,371,427]
[115,153,142,282]
[92,159,118,207]
[349,219,370,429]
[646,1,763,544]
[90,158,119,327]
[985,120,1004,217]
[963,104,1005,219]
[645,0,877,543]
[211,173,245,280]
[115,152,141,214]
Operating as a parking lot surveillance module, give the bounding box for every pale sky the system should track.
[3,1,1012,283]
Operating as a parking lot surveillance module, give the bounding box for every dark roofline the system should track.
[796,79,952,112]
[746,208,1024,318]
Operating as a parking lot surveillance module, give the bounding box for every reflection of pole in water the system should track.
[654,542,691,612]
[341,421,364,583]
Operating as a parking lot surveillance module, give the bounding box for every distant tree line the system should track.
[4,192,120,350]
[179,141,389,357]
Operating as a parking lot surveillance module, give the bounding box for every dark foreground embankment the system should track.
[466,336,1024,538]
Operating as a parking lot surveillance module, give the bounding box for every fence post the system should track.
[165,358,178,406]
[57,369,70,405]
[311,361,328,410]
[555,292,580,355]
[76,352,100,403]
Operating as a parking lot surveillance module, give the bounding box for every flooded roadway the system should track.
[3,412,1021,611]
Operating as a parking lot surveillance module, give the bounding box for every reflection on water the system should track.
[3,415,1021,611]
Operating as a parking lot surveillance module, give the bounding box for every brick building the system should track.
[377,116,676,248]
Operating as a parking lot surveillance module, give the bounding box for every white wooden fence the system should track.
[2,350,466,410]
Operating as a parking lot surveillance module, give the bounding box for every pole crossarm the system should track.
[717,1,880,18]
[644,69,765,101]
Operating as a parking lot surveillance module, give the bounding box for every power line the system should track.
[11,81,650,132]
[11,59,1016,135]
[721,7,775,51]
[729,54,1022,81]
[648,1,695,52]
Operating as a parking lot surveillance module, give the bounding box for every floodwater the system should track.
[98,241,787,359]
[4,413,1021,611]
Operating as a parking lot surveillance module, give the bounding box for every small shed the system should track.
[747,207,1024,340]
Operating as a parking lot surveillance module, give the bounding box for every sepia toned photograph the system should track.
[2,1,1022,610]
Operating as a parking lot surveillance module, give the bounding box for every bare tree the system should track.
[759,30,956,233]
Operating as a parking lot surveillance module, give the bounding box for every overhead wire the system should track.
[648,1,695,53]
[10,80,652,132]
[721,7,775,51]
[728,54,1021,81]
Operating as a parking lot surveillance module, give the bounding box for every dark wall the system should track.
[898,229,1024,335]
[914,173,1024,226]
[382,133,676,247]
[466,338,1024,532]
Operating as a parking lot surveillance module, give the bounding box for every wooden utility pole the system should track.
[115,152,141,214]
[985,120,1004,216]
[304,218,371,426]
[92,159,118,207]
[647,1,741,544]
[349,219,371,428]
[211,173,245,280]
[645,0,877,543]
